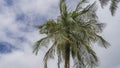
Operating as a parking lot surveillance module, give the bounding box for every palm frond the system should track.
[99,0,120,16]
[43,41,57,68]
[72,2,97,19]
[99,0,110,7]
[33,36,50,55]
[95,34,110,48]
[78,40,98,68]
[93,23,106,33]
[59,0,68,19]
[110,0,120,16]
[75,0,88,11]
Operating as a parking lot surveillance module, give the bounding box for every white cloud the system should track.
[0,0,59,68]
[0,51,43,68]
[11,0,59,19]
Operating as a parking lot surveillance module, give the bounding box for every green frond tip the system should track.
[44,62,47,68]
[33,37,50,55]
[110,0,120,16]
[72,1,97,19]
[43,42,57,68]
[99,0,120,16]
[75,0,88,11]
[59,0,67,18]
[33,40,42,55]
[99,0,110,8]
[96,34,110,48]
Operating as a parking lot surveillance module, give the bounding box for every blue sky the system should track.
[0,0,120,68]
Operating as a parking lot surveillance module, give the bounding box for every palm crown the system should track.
[33,0,110,68]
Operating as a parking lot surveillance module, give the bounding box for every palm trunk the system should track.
[64,43,70,68]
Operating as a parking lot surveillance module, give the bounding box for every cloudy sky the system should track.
[0,0,120,68]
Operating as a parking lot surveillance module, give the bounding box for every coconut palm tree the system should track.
[33,0,110,68]
[99,0,120,16]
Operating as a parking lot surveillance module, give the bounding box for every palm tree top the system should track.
[33,0,110,68]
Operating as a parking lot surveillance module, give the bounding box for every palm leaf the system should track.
[59,0,68,19]
[75,0,88,11]
[33,36,51,55]
[72,2,97,19]
[110,0,120,16]
[99,0,110,7]
[95,34,110,48]
[43,41,57,68]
